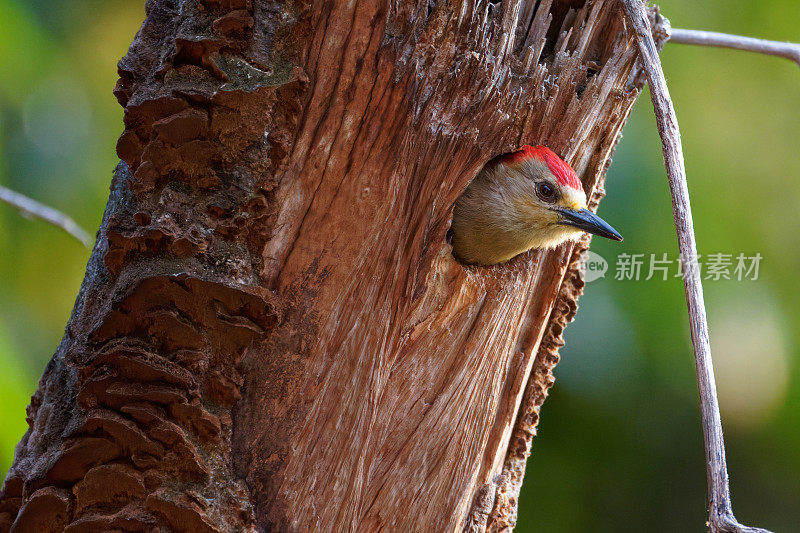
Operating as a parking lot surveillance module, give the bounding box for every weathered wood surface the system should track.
[0,1,658,531]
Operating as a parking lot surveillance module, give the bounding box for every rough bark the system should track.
[1,1,660,531]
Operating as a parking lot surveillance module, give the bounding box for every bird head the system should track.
[450,145,622,265]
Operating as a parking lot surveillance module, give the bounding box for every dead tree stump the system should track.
[0,1,663,531]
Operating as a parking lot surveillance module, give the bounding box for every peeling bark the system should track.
[1,1,662,531]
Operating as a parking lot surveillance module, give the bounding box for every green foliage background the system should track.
[0,1,797,530]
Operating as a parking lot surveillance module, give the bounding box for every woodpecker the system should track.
[450,145,622,265]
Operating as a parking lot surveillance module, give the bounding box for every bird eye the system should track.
[535,182,558,203]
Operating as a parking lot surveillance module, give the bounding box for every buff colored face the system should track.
[509,157,591,243]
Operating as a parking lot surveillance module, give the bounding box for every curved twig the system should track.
[669,28,800,68]
[0,185,92,247]
[620,2,772,533]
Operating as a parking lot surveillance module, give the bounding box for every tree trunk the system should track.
[0,1,663,531]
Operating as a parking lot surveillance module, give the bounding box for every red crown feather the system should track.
[499,145,584,191]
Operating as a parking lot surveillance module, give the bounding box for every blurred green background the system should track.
[0,1,797,531]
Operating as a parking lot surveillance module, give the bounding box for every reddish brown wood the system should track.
[0,1,660,531]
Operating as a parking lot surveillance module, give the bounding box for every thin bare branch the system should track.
[669,28,800,68]
[620,2,772,533]
[0,185,93,247]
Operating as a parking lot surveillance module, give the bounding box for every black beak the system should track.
[556,207,623,241]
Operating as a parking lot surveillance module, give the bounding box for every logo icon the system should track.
[583,251,608,282]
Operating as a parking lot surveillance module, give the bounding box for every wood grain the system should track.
[0,1,661,531]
